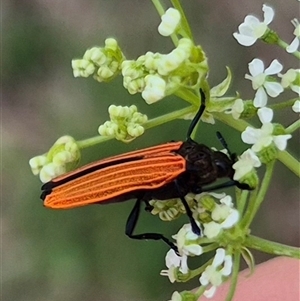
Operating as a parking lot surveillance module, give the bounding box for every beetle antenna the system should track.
[216,131,236,161]
[186,89,206,140]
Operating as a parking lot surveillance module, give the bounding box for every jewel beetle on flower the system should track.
[41,89,251,251]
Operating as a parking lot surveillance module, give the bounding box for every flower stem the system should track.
[240,161,275,230]
[151,0,179,46]
[286,119,300,134]
[269,98,299,111]
[245,235,300,258]
[77,105,196,149]
[77,135,111,149]
[171,0,194,42]
[277,38,300,59]
[143,105,196,129]
[213,112,251,132]
[188,258,213,281]
[277,150,300,177]
[225,250,241,301]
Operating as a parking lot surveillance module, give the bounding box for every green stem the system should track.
[269,98,299,111]
[143,105,195,129]
[151,0,165,16]
[213,112,251,132]
[277,38,300,59]
[77,105,196,149]
[286,119,300,134]
[277,150,300,177]
[236,190,249,216]
[245,235,300,258]
[174,87,200,106]
[225,250,241,301]
[77,136,111,149]
[187,258,213,281]
[240,161,275,230]
[171,0,194,42]
[151,0,179,46]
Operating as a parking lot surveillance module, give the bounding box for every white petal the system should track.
[179,254,189,274]
[265,59,283,75]
[291,85,300,95]
[253,88,268,107]
[203,222,221,239]
[233,33,257,46]
[286,37,299,53]
[257,107,273,123]
[262,4,275,25]
[273,135,292,151]
[212,248,225,267]
[165,249,181,268]
[248,58,264,76]
[204,286,217,298]
[199,271,210,286]
[292,100,300,113]
[244,15,260,27]
[221,255,233,276]
[170,291,182,301]
[241,127,260,144]
[264,82,284,97]
[221,210,239,229]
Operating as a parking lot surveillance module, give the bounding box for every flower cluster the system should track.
[29,136,80,183]
[229,4,299,167]
[159,193,240,299]
[72,38,124,82]
[122,37,207,104]
[98,104,147,142]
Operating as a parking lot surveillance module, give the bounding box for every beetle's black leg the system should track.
[186,89,206,140]
[174,180,202,236]
[125,199,178,252]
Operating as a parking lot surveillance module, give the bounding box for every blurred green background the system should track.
[3,1,299,300]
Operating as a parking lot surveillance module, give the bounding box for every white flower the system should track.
[203,196,239,238]
[160,249,189,283]
[158,8,181,36]
[245,58,283,107]
[242,107,292,152]
[172,223,203,256]
[142,74,166,104]
[286,19,300,53]
[292,100,300,113]
[199,248,233,298]
[233,4,274,46]
[29,136,80,183]
[278,69,300,95]
[233,149,261,181]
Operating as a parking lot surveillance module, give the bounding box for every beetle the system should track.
[41,89,250,250]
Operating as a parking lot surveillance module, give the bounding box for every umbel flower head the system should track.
[122,37,208,104]
[29,136,80,183]
[98,104,148,142]
[72,38,124,82]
